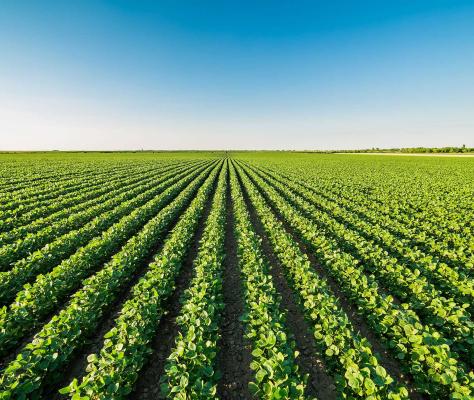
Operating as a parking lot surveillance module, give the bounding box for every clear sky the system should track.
[1,1,473,150]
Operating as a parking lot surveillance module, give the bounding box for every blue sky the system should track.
[1,1,473,150]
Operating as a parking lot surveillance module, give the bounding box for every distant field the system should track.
[0,151,473,399]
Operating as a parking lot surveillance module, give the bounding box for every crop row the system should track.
[159,161,228,398]
[61,161,224,399]
[241,161,474,365]
[234,161,408,399]
[0,161,199,247]
[0,162,215,357]
[256,163,474,278]
[259,162,474,273]
[259,161,473,264]
[0,158,180,200]
[0,162,218,398]
[229,162,306,399]
[0,161,208,306]
[237,162,474,398]
[0,162,151,215]
[0,158,142,194]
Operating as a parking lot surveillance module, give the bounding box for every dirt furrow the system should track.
[215,171,253,400]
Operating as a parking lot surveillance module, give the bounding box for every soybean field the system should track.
[0,151,473,400]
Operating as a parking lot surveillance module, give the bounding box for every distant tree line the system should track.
[323,145,473,154]
[399,145,473,153]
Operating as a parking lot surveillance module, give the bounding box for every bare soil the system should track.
[215,172,253,400]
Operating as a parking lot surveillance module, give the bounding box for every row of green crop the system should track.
[0,161,196,247]
[0,166,87,192]
[0,168,85,193]
[254,162,473,277]
[156,162,228,398]
[0,157,177,198]
[66,160,303,399]
[0,162,215,357]
[0,161,207,305]
[61,162,224,399]
[237,162,474,398]
[241,161,474,366]
[1,160,194,232]
[0,162,134,205]
[234,161,408,400]
[0,161,205,270]
[229,162,306,399]
[255,159,473,261]
[0,158,141,194]
[0,161,152,216]
[0,163,218,399]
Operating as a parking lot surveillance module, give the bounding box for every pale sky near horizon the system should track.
[1,1,473,150]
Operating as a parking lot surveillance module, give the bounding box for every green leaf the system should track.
[248,382,259,394]
[255,368,267,383]
[58,386,72,394]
